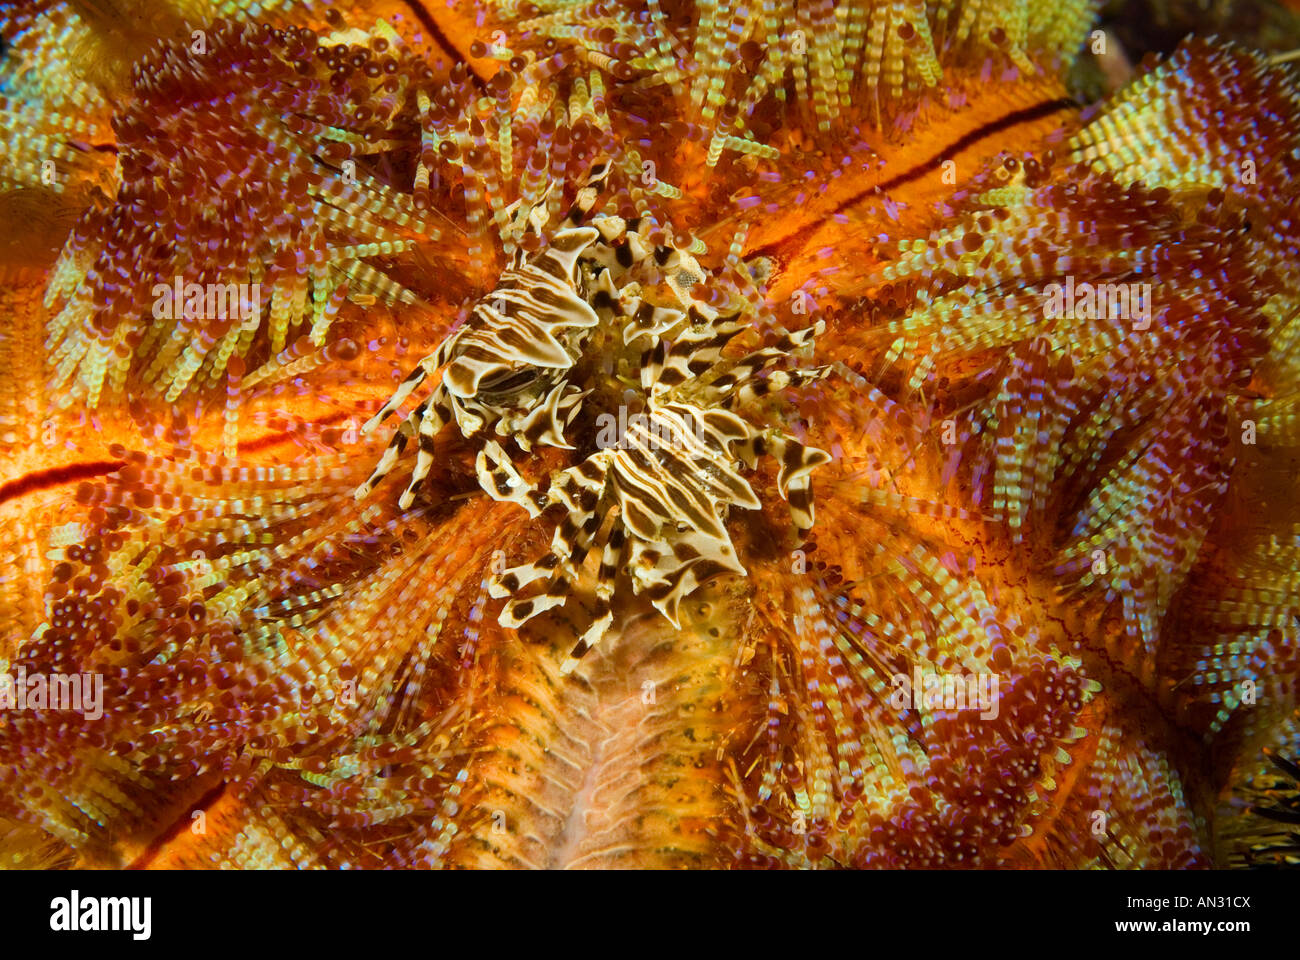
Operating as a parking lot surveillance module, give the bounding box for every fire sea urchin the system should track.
[1,0,1299,871]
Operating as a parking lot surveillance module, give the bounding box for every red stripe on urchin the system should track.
[127,780,231,870]
[400,0,495,85]
[749,96,1077,266]
[0,460,124,507]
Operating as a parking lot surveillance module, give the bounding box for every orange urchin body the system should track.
[1,0,1299,869]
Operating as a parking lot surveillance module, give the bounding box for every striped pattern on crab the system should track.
[354,158,697,508]
[481,314,832,673]
[355,159,832,672]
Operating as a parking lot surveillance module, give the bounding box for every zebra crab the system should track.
[356,160,831,673]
